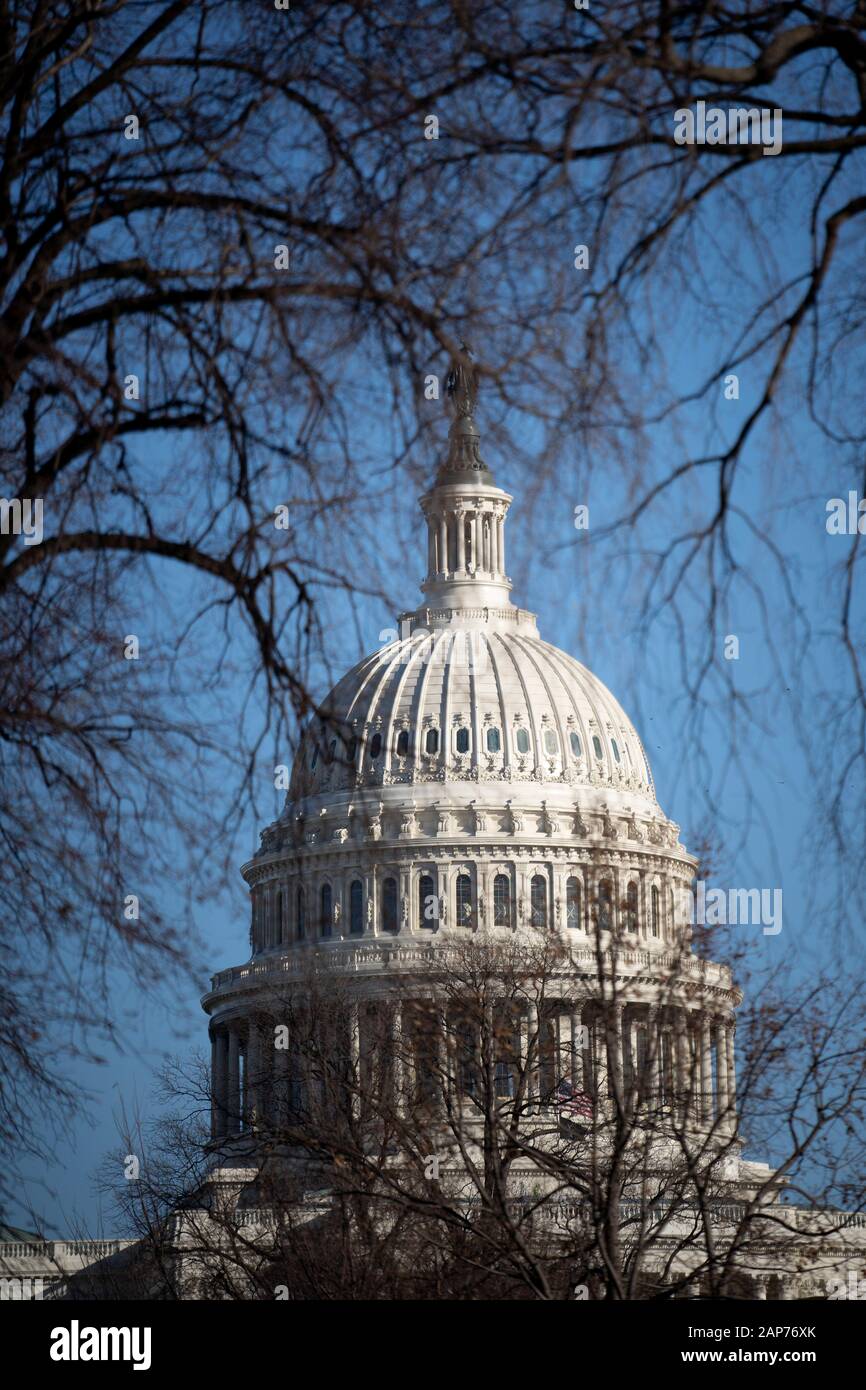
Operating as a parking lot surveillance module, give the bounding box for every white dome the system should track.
[291,615,657,817]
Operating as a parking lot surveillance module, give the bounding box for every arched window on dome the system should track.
[611,738,621,763]
[456,873,474,928]
[543,730,558,757]
[418,873,436,928]
[592,735,603,760]
[369,732,382,760]
[349,879,364,935]
[296,884,306,940]
[395,729,410,758]
[625,881,638,934]
[651,884,660,938]
[515,727,530,755]
[382,876,398,933]
[597,878,613,932]
[455,726,470,755]
[320,883,332,938]
[569,731,582,758]
[566,876,581,930]
[493,873,512,927]
[530,874,548,929]
[486,726,501,753]
[425,727,439,755]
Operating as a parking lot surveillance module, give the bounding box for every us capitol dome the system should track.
[202,351,741,1157]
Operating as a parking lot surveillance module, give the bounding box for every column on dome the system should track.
[211,1029,228,1138]
[715,1015,730,1132]
[674,1007,689,1120]
[521,1001,539,1104]
[274,1021,290,1126]
[349,1002,361,1119]
[606,1002,624,1104]
[245,1016,261,1128]
[645,1005,661,1103]
[558,1008,571,1091]
[700,1012,713,1122]
[625,1006,638,1104]
[391,1002,405,1116]
[725,1021,737,1134]
[426,515,435,576]
[227,1027,241,1135]
[456,505,466,572]
[638,869,648,939]
[497,512,505,575]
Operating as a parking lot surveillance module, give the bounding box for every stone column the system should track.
[607,1002,624,1104]
[568,1009,580,1088]
[349,1002,361,1119]
[674,1008,689,1120]
[392,1003,405,1116]
[725,1021,737,1135]
[246,1017,261,1129]
[559,1010,572,1090]
[427,518,435,575]
[526,1001,539,1103]
[645,1006,661,1103]
[227,1027,240,1135]
[456,508,466,571]
[274,1023,290,1126]
[470,511,480,571]
[438,516,447,575]
[211,1029,228,1138]
[701,1013,713,1122]
[715,1015,730,1132]
[497,514,505,574]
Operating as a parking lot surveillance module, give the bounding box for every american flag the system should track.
[555,1078,593,1119]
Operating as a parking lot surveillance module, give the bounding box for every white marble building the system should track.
[191,354,864,1297]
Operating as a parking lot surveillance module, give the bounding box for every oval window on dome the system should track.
[369,732,382,760]
[515,727,530,755]
[310,743,319,770]
[327,738,337,764]
[569,731,581,758]
[456,727,470,754]
[543,730,558,756]
[611,739,620,763]
[592,735,603,759]
[346,735,357,762]
[425,727,439,755]
[486,727,501,753]
[396,729,409,758]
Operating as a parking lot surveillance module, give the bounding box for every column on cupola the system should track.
[456,505,466,572]
[438,515,448,576]
[497,511,505,575]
